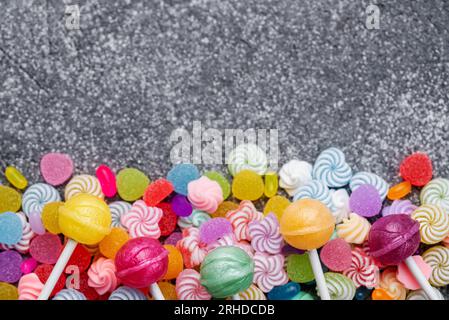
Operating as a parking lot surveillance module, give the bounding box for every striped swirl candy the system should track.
[121,200,162,239]
[420,178,449,213]
[109,201,132,228]
[0,212,35,253]
[406,287,444,300]
[278,160,313,197]
[177,227,208,268]
[22,183,61,216]
[87,257,119,295]
[253,252,288,292]
[238,284,266,300]
[64,174,104,200]
[53,289,87,300]
[18,273,43,300]
[206,233,255,258]
[379,268,407,300]
[109,286,148,300]
[336,213,371,245]
[350,171,389,201]
[227,143,268,176]
[248,213,283,254]
[422,245,449,287]
[321,272,356,300]
[411,204,449,244]
[331,189,350,223]
[293,180,334,211]
[178,209,211,229]
[225,200,263,241]
[382,199,417,216]
[342,248,379,288]
[176,269,211,300]
[312,147,352,188]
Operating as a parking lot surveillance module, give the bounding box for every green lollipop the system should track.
[200,246,254,299]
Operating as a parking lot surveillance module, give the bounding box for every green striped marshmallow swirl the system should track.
[319,272,356,300]
[422,246,449,287]
[420,178,449,213]
[411,204,449,244]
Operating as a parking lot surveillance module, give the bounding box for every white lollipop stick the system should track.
[309,249,330,300]
[38,239,78,300]
[149,283,165,300]
[404,256,441,300]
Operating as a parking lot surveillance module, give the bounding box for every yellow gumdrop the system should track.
[59,194,111,245]
[158,281,177,300]
[0,282,18,300]
[264,171,278,198]
[232,170,264,201]
[212,201,239,218]
[99,227,129,259]
[0,185,22,213]
[5,166,28,190]
[264,195,291,220]
[42,201,64,234]
[162,245,184,280]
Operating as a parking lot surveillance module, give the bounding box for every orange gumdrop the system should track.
[99,228,129,259]
[372,288,393,300]
[387,181,412,200]
[158,281,177,300]
[162,245,184,280]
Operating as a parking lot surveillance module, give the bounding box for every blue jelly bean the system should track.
[167,164,200,196]
[0,212,23,245]
[268,282,301,300]
[355,287,372,300]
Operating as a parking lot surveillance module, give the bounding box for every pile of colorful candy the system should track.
[0,147,448,300]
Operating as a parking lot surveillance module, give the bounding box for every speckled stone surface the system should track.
[1,0,448,187]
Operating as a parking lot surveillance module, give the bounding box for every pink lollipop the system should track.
[115,237,168,300]
[369,214,441,300]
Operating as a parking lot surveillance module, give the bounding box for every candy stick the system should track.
[309,249,331,300]
[149,283,165,300]
[404,257,441,300]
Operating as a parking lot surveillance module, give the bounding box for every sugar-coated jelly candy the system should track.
[41,202,64,234]
[263,195,290,220]
[99,227,129,259]
[267,282,301,300]
[116,168,150,202]
[29,233,63,264]
[5,166,28,190]
[286,253,315,283]
[0,212,23,245]
[162,245,184,280]
[371,288,393,300]
[167,163,200,196]
[0,186,22,213]
[264,171,278,198]
[232,170,264,201]
[96,164,117,198]
[0,282,18,300]
[387,181,411,200]
[143,178,174,207]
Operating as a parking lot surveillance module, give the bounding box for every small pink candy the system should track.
[28,211,46,235]
[397,256,432,290]
[40,152,74,186]
[96,164,117,198]
[20,258,38,274]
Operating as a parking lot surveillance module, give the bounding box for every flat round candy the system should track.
[29,233,62,264]
[286,253,315,283]
[167,163,200,196]
[232,170,264,201]
[40,153,74,186]
[22,183,61,216]
[41,201,64,234]
[116,168,150,201]
[349,184,382,217]
[99,227,130,259]
[320,238,352,272]
[171,194,192,217]
[162,245,184,280]
[0,250,22,283]
[157,202,178,236]
[143,178,174,207]
[264,196,291,221]
[204,171,231,200]
[212,201,239,218]
[0,186,22,213]
[400,153,433,187]
[0,212,23,245]
[0,282,18,300]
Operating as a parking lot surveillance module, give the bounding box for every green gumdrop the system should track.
[116,168,150,202]
[287,253,315,283]
[204,171,231,200]
[200,246,254,298]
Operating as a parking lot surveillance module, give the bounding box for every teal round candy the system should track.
[286,253,315,283]
[293,291,315,300]
[200,246,254,298]
[0,212,23,245]
[204,171,231,200]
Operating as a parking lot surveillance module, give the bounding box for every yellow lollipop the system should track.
[280,199,335,300]
[38,194,111,300]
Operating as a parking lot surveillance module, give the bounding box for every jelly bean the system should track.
[96,164,117,198]
[267,282,301,300]
[387,181,412,200]
[20,258,38,274]
[5,166,28,190]
[28,211,46,235]
[371,288,393,300]
[232,170,264,201]
[264,171,278,198]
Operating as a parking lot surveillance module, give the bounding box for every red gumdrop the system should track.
[65,243,92,274]
[78,272,99,300]
[35,264,66,297]
[157,202,178,236]
[400,153,433,187]
[29,233,63,264]
[320,238,352,272]
[143,178,174,207]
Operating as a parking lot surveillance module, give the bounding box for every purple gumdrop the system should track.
[0,250,23,283]
[199,218,233,244]
[368,214,420,266]
[164,232,183,246]
[171,194,193,217]
[349,184,382,217]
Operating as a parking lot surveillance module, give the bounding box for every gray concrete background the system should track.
[1,0,449,187]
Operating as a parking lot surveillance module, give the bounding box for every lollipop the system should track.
[115,237,168,300]
[38,194,111,300]
[368,214,441,300]
[279,199,334,300]
[200,246,254,299]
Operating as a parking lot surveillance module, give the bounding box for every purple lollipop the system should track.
[0,250,23,283]
[349,184,382,217]
[171,194,193,217]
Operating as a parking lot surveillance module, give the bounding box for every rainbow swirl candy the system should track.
[225,200,263,241]
[321,272,356,300]
[176,227,208,268]
[411,204,449,244]
[420,178,449,213]
[406,287,444,300]
[350,171,389,200]
[312,147,352,188]
[22,183,61,216]
[293,180,334,211]
[379,268,407,300]
[0,212,35,254]
[109,286,148,300]
[278,160,313,197]
[227,143,268,176]
[238,284,266,300]
[253,252,288,293]
[336,213,371,244]
[64,174,104,200]
[109,201,132,228]
[178,209,211,229]
[53,289,86,300]
[121,200,162,239]
[382,199,417,216]
[422,245,449,287]
[18,273,43,300]
[87,257,119,295]
[248,213,283,254]
[342,248,379,288]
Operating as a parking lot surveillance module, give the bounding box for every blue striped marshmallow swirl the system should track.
[293,180,334,211]
[109,286,148,300]
[53,289,86,300]
[349,171,389,200]
[22,183,61,216]
[312,147,352,188]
